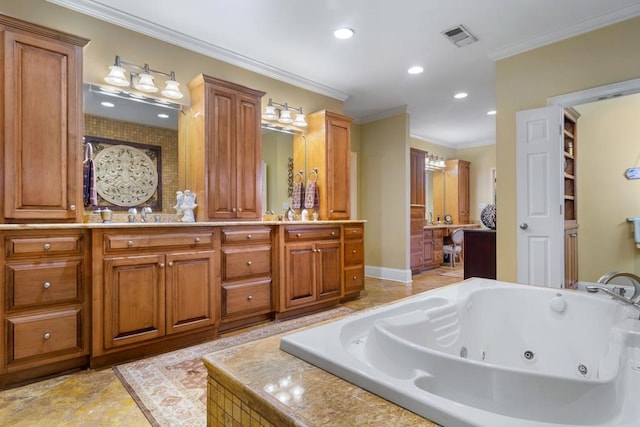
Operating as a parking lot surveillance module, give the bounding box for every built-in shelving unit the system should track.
[563,107,579,289]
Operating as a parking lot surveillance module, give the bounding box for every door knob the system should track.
[519,223,528,230]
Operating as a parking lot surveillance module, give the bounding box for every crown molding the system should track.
[354,105,410,124]
[47,0,350,101]
[410,132,495,149]
[488,3,640,60]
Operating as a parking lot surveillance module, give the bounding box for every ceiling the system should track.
[55,0,640,147]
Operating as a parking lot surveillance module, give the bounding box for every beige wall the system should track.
[261,131,293,214]
[496,16,640,281]
[574,94,640,281]
[361,114,410,278]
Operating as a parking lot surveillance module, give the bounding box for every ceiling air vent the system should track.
[442,25,478,47]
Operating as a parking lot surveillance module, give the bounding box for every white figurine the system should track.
[174,191,184,220]
[181,190,197,222]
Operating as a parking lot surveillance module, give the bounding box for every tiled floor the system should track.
[0,266,463,427]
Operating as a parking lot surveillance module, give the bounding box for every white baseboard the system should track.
[365,265,412,283]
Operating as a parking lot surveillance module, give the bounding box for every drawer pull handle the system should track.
[168,262,174,267]
[247,234,252,239]
[195,237,201,243]
[353,276,357,280]
[247,260,252,266]
[159,263,165,268]
[238,208,243,212]
[69,205,76,211]
[127,240,134,247]
[43,243,51,250]
[331,231,336,236]
[296,233,301,237]
[352,249,357,254]
[330,210,334,213]
[352,230,357,234]
[43,332,51,340]
[247,295,253,301]
[43,282,51,289]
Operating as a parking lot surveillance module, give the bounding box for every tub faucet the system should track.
[586,272,640,315]
[140,206,153,222]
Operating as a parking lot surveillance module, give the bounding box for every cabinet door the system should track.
[316,241,342,300]
[326,116,351,220]
[564,228,578,289]
[458,161,470,223]
[207,85,237,219]
[4,30,81,220]
[284,242,316,308]
[235,93,262,219]
[166,251,218,334]
[103,255,165,348]
[410,148,426,205]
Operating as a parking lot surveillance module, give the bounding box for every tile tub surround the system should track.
[204,333,439,427]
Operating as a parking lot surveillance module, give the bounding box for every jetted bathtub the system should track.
[280,278,640,427]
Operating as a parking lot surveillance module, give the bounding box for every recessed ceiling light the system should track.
[334,28,354,40]
[157,113,170,119]
[454,92,468,99]
[100,101,115,107]
[408,66,424,75]
[487,110,497,115]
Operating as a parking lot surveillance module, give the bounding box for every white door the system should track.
[516,106,564,287]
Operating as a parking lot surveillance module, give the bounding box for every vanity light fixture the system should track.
[104,55,184,100]
[262,98,307,127]
[425,154,446,171]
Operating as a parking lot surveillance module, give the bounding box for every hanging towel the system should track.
[291,181,304,209]
[83,143,98,207]
[304,179,319,210]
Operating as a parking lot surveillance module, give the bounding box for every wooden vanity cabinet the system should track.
[0,15,89,222]
[296,110,352,220]
[410,205,426,272]
[410,149,426,205]
[343,224,365,301]
[91,228,219,367]
[219,226,274,331]
[1,230,90,387]
[181,75,265,221]
[277,225,342,317]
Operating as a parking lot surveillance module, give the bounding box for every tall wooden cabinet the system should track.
[1,15,88,222]
[433,159,470,224]
[563,108,579,288]
[410,148,426,205]
[181,74,265,221]
[295,111,352,220]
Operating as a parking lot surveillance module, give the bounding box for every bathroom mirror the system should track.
[261,125,301,214]
[83,83,181,213]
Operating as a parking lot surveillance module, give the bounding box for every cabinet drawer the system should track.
[105,232,214,252]
[433,238,443,250]
[7,308,82,363]
[6,261,82,309]
[222,245,271,281]
[433,229,444,238]
[423,229,433,240]
[223,279,271,317]
[344,265,364,293]
[344,225,363,240]
[6,235,82,258]
[285,227,340,242]
[221,227,271,244]
[344,241,364,265]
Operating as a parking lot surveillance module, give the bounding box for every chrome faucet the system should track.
[140,206,153,222]
[585,272,640,314]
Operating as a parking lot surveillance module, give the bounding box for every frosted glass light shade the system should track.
[278,109,293,124]
[104,66,129,87]
[134,73,158,93]
[161,79,183,99]
[292,113,307,127]
[262,105,278,120]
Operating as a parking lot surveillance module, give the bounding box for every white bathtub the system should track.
[280,278,640,427]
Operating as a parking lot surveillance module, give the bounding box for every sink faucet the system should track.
[140,206,153,222]
[586,272,640,315]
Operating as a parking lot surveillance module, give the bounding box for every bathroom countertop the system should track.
[203,331,439,427]
[423,223,480,230]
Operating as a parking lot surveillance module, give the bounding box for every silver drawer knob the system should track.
[352,249,357,254]
[43,243,51,250]
[43,282,51,289]
[247,260,252,266]
[127,240,134,247]
[247,234,252,239]
[296,233,301,237]
[352,276,357,280]
[247,295,253,301]
[43,332,51,340]
[168,262,173,267]
[195,237,201,243]
[69,205,76,211]
[159,263,165,268]
[331,231,336,236]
